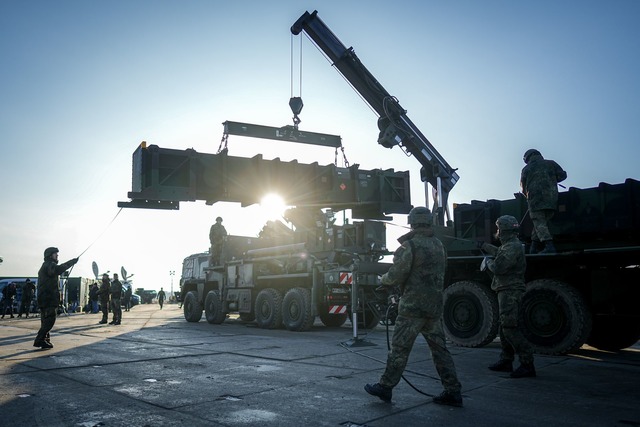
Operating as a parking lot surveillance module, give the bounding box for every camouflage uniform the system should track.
[18,279,36,317]
[98,276,110,323]
[520,151,567,244]
[378,227,461,394]
[209,217,227,265]
[109,276,123,324]
[482,232,534,365]
[34,248,78,348]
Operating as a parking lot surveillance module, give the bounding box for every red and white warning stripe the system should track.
[328,305,347,314]
[339,272,353,285]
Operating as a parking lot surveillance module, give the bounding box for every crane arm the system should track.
[292,10,459,224]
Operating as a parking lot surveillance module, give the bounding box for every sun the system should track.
[260,193,287,220]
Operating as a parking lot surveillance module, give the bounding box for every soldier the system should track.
[89,282,99,314]
[34,247,78,349]
[157,287,166,309]
[365,207,463,407]
[18,278,36,318]
[109,273,123,325]
[123,284,132,312]
[1,282,17,318]
[209,216,227,265]
[98,273,110,324]
[520,149,567,254]
[482,215,536,378]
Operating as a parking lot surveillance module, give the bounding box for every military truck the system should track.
[440,179,640,354]
[179,210,393,331]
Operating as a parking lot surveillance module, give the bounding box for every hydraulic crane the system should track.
[291,10,459,225]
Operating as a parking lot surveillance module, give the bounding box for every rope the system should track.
[78,208,124,258]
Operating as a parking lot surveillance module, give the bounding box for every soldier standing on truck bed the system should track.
[520,148,567,254]
[365,207,463,407]
[209,216,227,265]
[482,215,536,378]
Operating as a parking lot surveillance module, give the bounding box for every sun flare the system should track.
[260,193,287,220]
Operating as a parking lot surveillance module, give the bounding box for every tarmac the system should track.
[0,304,638,427]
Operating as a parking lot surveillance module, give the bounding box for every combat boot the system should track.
[33,341,53,349]
[364,383,392,402]
[510,363,536,378]
[539,241,556,254]
[433,390,463,407]
[488,359,513,372]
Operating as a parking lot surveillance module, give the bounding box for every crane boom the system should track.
[291,10,459,224]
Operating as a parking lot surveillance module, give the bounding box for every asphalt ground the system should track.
[0,304,638,427]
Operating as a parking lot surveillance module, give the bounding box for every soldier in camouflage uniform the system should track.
[365,207,463,407]
[481,215,536,378]
[34,247,78,349]
[109,273,123,325]
[97,274,110,324]
[520,149,567,254]
[209,216,227,265]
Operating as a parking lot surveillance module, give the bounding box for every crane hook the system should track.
[289,97,304,129]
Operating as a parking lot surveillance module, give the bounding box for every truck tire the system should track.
[318,306,348,327]
[282,287,315,331]
[255,288,283,329]
[204,290,225,324]
[443,281,499,347]
[520,279,592,355]
[586,315,640,351]
[183,291,203,323]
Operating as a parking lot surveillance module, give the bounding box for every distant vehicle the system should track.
[135,289,157,304]
[130,293,141,306]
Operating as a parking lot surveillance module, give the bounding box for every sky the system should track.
[1,0,639,293]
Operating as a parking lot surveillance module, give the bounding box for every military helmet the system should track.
[495,215,520,233]
[43,247,59,259]
[523,149,541,164]
[216,216,223,223]
[407,207,433,227]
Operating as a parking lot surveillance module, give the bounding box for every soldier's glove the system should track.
[480,257,491,272]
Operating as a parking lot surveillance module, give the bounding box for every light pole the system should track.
[169,270,175,301]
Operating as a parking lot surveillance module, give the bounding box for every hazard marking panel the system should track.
[328,305,347,314]
[339,272,353,285]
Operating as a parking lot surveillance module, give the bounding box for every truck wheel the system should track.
[586,315,640,351]
[282,287,315,331]
[204,290,225,324]
[319,306,348,327]
[443,281,499,347]
[183,291,203,323]
[520,279,592,355]
[254,288,283,329]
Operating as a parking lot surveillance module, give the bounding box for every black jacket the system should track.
[37,258,77,309]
